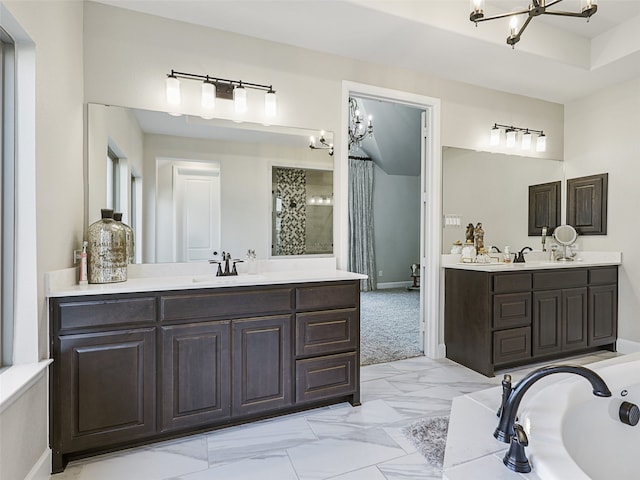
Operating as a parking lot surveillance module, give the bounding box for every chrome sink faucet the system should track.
[495,365,612,473]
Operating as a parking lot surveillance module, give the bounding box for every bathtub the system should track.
[521,352,640,479]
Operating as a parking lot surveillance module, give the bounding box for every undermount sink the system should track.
[192,274,266,284]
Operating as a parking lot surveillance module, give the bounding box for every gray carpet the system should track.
[360,287,422,366]
[403,416,449,470]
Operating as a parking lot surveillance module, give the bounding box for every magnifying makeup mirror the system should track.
[553,224,578,261]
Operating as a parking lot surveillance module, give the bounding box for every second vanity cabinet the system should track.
[445,266,617,376]
[49,280,360,472]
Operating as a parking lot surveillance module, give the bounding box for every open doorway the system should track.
[338,81,443,363]
[347,95,424,365]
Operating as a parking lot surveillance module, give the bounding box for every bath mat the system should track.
[402,416,449,470]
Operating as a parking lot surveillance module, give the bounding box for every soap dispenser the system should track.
[503,246,511,263]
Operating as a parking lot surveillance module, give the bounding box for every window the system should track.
[0,5,38,373]
[1,28,16,368]
[107,147,120,211]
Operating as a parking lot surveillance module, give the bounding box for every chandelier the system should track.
[348,97,373,151]
[470,0,598,47]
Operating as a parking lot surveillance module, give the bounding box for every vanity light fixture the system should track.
[490,123,546,152]
[165,69,277,117]
[470,0,598,48]
[309,131,334,156]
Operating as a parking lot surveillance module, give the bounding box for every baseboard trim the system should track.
[377,281,413,290]
[617,338,640,354]
[25,448,50,480]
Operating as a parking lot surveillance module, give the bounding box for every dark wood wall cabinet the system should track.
[49,280,360,473]
[445,266,617,377]
[566,173,608,235]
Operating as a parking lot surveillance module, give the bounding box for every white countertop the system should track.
[46,258,367,298]
[442,251,621,272]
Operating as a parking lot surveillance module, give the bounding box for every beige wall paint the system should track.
[565,76,640,344]
[2,1,84,478]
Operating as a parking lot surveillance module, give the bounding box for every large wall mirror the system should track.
[86,104,334,263]
[442,147,564,254]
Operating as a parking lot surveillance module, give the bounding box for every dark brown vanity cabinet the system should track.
[49,280,360,472]
[294,282,360,405]
[445,266,617,376]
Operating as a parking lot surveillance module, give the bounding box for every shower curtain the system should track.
[348,156,377,291]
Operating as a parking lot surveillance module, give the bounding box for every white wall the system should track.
[565,76,640,345]
[1,1,84,479]
[373,165,421,285]
[442,147,565,254]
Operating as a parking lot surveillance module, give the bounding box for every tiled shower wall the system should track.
[274,167,307,255]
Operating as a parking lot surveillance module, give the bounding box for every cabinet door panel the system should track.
[232,316,292,416]
[589,285,617,345]
[56,329,156,452]
[533,291,562,356]
[562,287,588,351]
[493,327,531,365]
[296,308,358,357]
[296,353,357,403]
[493,293,531,329]
[160,321,231,431]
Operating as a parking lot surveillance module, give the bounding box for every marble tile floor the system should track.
[50,351,619,480]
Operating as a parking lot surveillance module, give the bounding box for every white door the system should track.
[174,167,221,262]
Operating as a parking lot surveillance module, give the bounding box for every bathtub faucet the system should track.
[495,364,612,473]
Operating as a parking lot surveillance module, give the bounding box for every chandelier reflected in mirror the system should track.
[348,97,374,151]
[470,0,598,47]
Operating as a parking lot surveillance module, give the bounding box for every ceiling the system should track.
[95,0,640,104]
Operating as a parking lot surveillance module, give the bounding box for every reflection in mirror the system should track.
[87,104,334,263]
[442,147,564,254]
[271,167,333,256]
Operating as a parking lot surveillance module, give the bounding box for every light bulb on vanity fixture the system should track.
[489,123,546,152]
[233,82,247,114]
[536,132,547,152]
[201,78,216,110]
[165,69,277,118]
[165,73,181,107]
[264,87,277,117]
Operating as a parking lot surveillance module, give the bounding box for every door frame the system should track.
[338,81,444,359]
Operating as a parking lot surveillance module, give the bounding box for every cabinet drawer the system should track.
[493,293,531,329]
[589,267,618,285]
[296,308,358,357]
[493,327,531,365]
[493,273,531,293]
[533,269,587,290]
[160,288,293,321]
[296,282,359,311]
[295,352,357,404]
[56,297,156,331]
